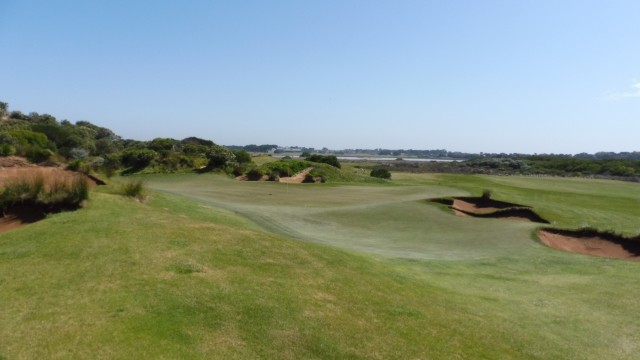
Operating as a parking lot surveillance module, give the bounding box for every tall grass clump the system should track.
[0,172,88,212]
[121,179,146,199]
[42,176,89,205]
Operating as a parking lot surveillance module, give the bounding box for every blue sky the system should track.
[1,0,638,153]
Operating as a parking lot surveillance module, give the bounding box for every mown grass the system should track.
[1,173,640,358]
[395,173,640,236]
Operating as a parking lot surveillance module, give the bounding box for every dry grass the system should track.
[0,168,88,212]
[0,167,88,188]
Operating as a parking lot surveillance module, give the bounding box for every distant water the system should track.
[336,156,458,162]
[273,155,459,162]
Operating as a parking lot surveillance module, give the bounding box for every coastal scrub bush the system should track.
[260,160,310,177]
[370,168,391,179]
[307,154,341,168]
[246,167,266,181]
[206,145,237,169]
[121,149,158,169]
[233,150,252,164]
[0,144,16,156]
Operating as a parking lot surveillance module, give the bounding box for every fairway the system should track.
[2,172,640,359]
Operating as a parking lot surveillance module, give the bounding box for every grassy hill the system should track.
[1,173,640,358]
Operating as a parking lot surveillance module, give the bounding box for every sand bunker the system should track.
[539,229,640,261]
[236,167,316,183]
[278,167,314,183]
[429,196,549,223]
[452,197,529,214]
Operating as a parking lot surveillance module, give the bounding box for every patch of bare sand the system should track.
[0,205,46,233]
[448,197,547,223]
[452,199,500,214]
[539,230,640,261]
[278,167,314,184]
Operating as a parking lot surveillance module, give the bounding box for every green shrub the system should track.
[120,149,158,169]
[246,168,266,181]
[206,145,237,169]
[232,163,250,177]
[0,144,16,156]
[260,160,310,176]
[268,170,281,181]
[370,168,391,179]
[307,154,341,168]
[66,160,82,171]
[233,150,252,164]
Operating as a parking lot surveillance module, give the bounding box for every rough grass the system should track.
[2,173,640,358]
[121,179,146,199]
[0,169,88,211]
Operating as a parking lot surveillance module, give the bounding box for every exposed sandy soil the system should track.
[539,230,640,261]
[235,167,320,183]
[452,197,529,214]
[278,167,314,184]
[444,196,548,223]
[0,205,46,233]
[235,174,269,181]
[451,208,472,217]
[452,199,501,214]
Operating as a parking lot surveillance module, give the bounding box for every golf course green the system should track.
[1,172,639,359]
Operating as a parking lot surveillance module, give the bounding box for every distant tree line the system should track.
[0,101,248,176]
[227,144,279,153]
[366,156,640,181]
[2,100,638,180]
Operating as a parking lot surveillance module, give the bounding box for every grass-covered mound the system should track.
[246,159,384,183]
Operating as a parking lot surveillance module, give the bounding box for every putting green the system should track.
[143,173,549,260]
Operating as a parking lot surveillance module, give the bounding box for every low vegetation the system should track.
[0,171,88,212]
[120,179,146,200]
[302,153,341,168]
[370,168,391,179]
[365,156,640,180]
